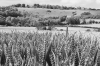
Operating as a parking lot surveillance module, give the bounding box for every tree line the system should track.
[11,3,98,10]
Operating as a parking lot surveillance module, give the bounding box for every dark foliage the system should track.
[12,3,98,10]
[22,4,26,7]
[81,12,91,15]
[67,17,80,25]
[13,3,77,10]
[0,7,22,17]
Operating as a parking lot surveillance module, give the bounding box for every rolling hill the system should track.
[18,8,100,17]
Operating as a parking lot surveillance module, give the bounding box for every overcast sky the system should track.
[0,0,100,9]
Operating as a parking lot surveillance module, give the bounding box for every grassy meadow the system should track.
[1,6,100,66]
[18,8,100,17]
[18,8,100,26]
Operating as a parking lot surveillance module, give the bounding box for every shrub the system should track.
[0,15,6,25]
[0,7,22,17]
[81,15,100,19]
[81,12,91,15]
[60,16,67,22]
[88,20,98,24]
[0,11,22,17]
[39,17,60,26]
[46,10,51,12]
[86,29,91,32]
[67,17,80,25]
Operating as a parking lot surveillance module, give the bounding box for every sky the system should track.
[0,0,100,9]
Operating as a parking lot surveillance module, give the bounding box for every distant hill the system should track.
[11,3,99,10]
[18,8,100,17]
[0,5,100,27]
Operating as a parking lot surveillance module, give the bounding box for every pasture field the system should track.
[0,29,100,66]
[18,8,100,17]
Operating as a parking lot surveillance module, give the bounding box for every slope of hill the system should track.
[18,8,100,17]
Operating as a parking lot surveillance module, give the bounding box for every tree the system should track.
[67,17,80,25]
[22,4,25,7]
[81,12,91,15]
[14,4,21,7]
[0,15,6,25]
[26,5,30,8]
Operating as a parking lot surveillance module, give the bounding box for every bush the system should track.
[67,17,80,25]
[88,20,98,24]
[0,15,6,25]
[0,7,22,17]
[46,10,51,12]
[39,17,60,26]
[86,29,91,32]
[60,16,67,22]
[81,12,91,15]
[80,15,100,19]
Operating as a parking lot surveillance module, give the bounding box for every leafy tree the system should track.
[60,16,67,22]
[26,5,30,8]
[13,4,21,7]
[10,17,20,26]
[81,12,91,15]
[22,4,25,7]
[0,15,6,25]
[67,17,80,25]
[0,8,22,17]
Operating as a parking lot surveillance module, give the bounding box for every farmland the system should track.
[18,8,100,26]
[0,5,100,66]
[1,6,100,27]
[18,8,100,17]
[0,30,100,66]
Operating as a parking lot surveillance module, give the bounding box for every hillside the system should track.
[0,6,100,27]
[18,8,100,17]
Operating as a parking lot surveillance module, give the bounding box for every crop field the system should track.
[1,3,100,66]
[18,8,100,17]
[0,30,100,66]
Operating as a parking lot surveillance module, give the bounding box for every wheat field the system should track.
[0,31,99,66]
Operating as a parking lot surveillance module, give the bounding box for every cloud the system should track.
[61,0,98,8]
[61,0,95,4]
[61,0,81,5]
[0,0,37,6]
[0,0,23,6]
[96,0,100,4]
